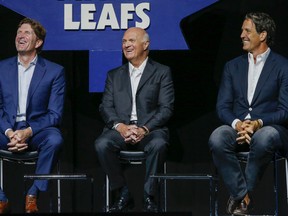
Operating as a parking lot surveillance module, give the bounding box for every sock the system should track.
[27,185,39,197]
[0,188,8,202]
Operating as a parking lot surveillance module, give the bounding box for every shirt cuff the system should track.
[232,119,240,130]
[112,123,120,130]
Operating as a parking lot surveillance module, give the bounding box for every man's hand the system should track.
[125,127,146,144]
[116,123,147,144]
[236,130,252,144]
[11,128,32,144]
[116,123,137,140]
[235,119,262,144]
[7,137,28,152]
[6,128,31,152]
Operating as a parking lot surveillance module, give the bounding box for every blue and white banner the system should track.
[0,0,217,92]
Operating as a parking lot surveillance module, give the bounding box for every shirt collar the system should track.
[248,48,270,64]
[129,57,148,74]
[17,55,38,66]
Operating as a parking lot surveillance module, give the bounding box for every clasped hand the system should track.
[6,128,31,152]
[235,119,260,145]
[116,123,147,144]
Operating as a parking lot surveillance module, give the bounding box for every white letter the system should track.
[81,4,96,30]
[64,4,80,30]
[135,3,150,29]
[97,3,120,30]
[121,3,134,29]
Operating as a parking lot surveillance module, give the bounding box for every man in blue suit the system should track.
[95,27,174,212]
[209,12,288,215]
[0,18,65,213]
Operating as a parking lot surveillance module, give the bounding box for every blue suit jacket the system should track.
[0,56,65,135]
[217,51,288,127]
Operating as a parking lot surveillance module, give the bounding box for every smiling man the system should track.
[209,12,288,215]
[0,17,65,213]
[94,27,175,212]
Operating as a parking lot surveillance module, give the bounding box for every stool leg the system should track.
[49,182,53,213]
[90,178,94,212]
[0,158,3,189]
[209,178,213,216]
[214,178,218,216]
[274,158,278,216]
[57,162,61,213]
[57,179,61,213]
[163,162,167,212]
[285,159,288,208]
[105,175,110,212]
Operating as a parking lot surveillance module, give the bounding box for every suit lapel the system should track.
[27,57,46,108]
[137,59,154,92]
[120,64,133,100]
[251,52,274,104]
[239,55,249,105]
[8,57,19,110]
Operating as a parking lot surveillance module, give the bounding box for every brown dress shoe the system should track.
[0,201,10,214]
[25,195,38,213]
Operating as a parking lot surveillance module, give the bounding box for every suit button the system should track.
[249,107,252,111]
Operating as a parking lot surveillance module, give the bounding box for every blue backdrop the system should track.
[0,0,217,92]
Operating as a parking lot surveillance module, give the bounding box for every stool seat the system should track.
[0,150,38,162]
[119,150,147,161]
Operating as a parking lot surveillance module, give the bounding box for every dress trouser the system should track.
[208,124,288,200]
[95,128,168,196]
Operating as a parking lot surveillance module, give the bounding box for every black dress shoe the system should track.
[233,195,253,216]
[109,186,134,212]
[226,197,241,214]
[109,195,134,212]
[143,196,158,212]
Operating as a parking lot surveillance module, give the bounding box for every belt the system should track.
[129,120,138,125]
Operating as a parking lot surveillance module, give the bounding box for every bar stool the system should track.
[150,172,218,215]
[0,150,39,189]
[236,151,288,216]
[104,150,147,212]
[0,149,94,213]
[104,150,168,212]
[0,150,61,212]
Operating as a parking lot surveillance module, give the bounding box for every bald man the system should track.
[95,27,175,212]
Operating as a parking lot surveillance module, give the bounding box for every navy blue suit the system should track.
[0,56,65,192]
[209,51,288,200]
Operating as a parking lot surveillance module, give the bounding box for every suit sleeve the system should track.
[216,62,239,125]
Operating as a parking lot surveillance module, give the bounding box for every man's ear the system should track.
[144,41,150,51]
[260,31,267,42]
[35,39,43,49]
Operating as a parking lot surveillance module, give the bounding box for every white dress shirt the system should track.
[17,56,37,122]
[129,57,148,122]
